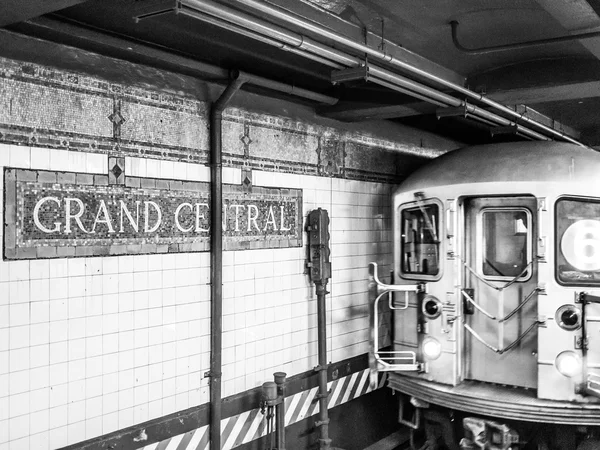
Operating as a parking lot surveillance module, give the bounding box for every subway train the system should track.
[369,142,600,450]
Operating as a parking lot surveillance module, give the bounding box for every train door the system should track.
[463,196,538,388]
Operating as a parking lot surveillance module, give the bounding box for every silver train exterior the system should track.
[369,142,600,449]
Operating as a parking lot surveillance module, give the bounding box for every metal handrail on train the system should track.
[464,320,542,355]
[461,259,543,354]
[369,263,422,372]
[461,286,541,322]
[373,290,419,371]
[462,260,533,291]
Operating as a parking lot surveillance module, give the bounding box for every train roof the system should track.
[399,141,600,191]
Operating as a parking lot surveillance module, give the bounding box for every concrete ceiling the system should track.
[0,0,88,27]
[4,0,600,146]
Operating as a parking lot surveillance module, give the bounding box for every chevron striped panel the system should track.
[140,370,388,450]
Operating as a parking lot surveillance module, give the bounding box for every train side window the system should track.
[481,208,531,280]
[556,197,600,285]
[400,204,440,277]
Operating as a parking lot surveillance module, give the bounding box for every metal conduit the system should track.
[180,0,552,141]
[224,0,587,146]
[367,70,548,140]
[210,71,246,450]
[179,2,350,66]
[180,1,460,103]
[368,75,546,140]
[371,75,540,138]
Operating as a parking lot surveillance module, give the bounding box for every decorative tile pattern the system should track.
[0,57,209,165]
[241,169,252,192]
[108,156,125,185]
[0,57,443,185]
[317,135,345,176]
[239,123,252,159]
[108,98,126,140]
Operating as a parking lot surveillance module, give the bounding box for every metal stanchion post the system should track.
[261,373,287,449]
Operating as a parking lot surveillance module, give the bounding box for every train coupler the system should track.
[398,396,428,430]
[460,417,519,450]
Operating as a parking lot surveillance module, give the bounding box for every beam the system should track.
[469,57,600,108]
[510,105,581,139]
[0,0,89,27]
[319,101,437,121]
[582,128,600,146]
[487,80,600,105]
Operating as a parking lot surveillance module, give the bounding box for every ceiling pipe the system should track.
[180,8,344,69]
[222,0,586,146]
[368,69,548,140]
[369,75,548,140]
[451,20,600,55]
[178,0,551,141]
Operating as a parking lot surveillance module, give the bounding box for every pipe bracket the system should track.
[204,370,222,378]
[331,64,369,84]
[315,419,330,427]
[314,390,331,400]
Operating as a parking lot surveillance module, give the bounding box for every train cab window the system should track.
[401,204,440,277]
[556,198,600,285]
[481,209,531,280]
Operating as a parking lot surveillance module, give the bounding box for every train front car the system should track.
[369,142,600,450]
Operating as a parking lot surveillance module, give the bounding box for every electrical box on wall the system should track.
[306,208,331,283]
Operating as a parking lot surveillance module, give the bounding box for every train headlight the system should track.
[555,305,582,331]
[561,219,600,271]
[422,295,442,320]
[422,337,442,361]
[555,351,582,378]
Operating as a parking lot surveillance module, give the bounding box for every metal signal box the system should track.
[306,208,331,283]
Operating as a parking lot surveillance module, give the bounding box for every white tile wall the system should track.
[0,143,394,449]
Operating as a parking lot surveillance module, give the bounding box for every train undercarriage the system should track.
[389,374,600,450]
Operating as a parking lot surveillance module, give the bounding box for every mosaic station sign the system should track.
[3,168,303,259]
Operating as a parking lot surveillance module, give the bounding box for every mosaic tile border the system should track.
[0,56,426,184]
